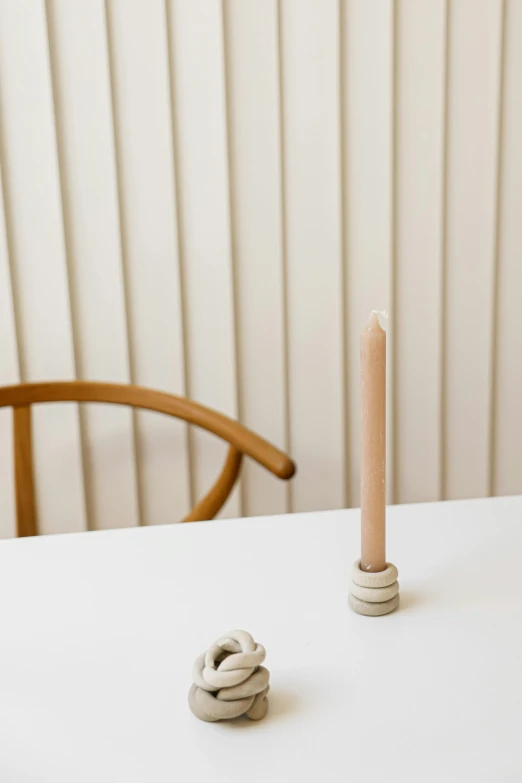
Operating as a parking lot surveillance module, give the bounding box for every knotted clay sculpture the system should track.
[189,630,269,722]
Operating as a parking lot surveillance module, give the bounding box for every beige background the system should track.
[1,0,521,536]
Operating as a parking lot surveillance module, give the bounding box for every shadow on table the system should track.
[220,687,302,730]
[400,551,522,612]
[396,590,424,612]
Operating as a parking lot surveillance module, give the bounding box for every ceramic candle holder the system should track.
[188,630,270,722]
[348,560,400,616]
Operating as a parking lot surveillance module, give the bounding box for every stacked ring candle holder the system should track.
[348,560,399,617]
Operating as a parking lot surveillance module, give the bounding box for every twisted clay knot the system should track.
[188,630,270,722]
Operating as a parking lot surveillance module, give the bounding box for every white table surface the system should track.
[1,496,522,783]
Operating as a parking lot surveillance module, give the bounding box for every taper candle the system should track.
[360,311,386,573]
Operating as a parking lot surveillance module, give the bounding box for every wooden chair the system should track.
[0,381,296,537]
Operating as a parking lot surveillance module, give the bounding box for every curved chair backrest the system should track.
[0,381,296,537]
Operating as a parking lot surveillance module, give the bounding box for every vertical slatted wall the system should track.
[0,0,521,537]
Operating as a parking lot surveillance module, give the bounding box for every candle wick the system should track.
[371,309,389,320]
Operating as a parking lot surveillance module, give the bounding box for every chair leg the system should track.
[182,445,243,522]
[13,405,37,537]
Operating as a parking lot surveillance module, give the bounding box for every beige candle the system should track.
[360,311,386,573]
